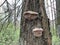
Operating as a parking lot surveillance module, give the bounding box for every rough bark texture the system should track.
[20,0,52,45]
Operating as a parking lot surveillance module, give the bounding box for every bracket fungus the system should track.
[23,11,38,20]
[32,28,43,37]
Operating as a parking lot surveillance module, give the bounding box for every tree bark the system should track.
[20,0,52,45]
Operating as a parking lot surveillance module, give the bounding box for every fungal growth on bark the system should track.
[23,11,38,20]
[20,0,52,45]
[32,28,43,37]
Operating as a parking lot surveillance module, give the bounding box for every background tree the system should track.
[0,0,21,45]
[56,0,60,38]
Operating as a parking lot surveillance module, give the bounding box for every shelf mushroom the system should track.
[23,11,38,20]
[32,28,43,37]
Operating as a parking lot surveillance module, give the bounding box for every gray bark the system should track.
[20,0,52,45]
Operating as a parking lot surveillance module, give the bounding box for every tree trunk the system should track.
[20,0,52,45]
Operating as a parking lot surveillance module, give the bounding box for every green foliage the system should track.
[52,36,60,45]
[51,26,60,45]
[52,36,60,42]
[0,23,20,45]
